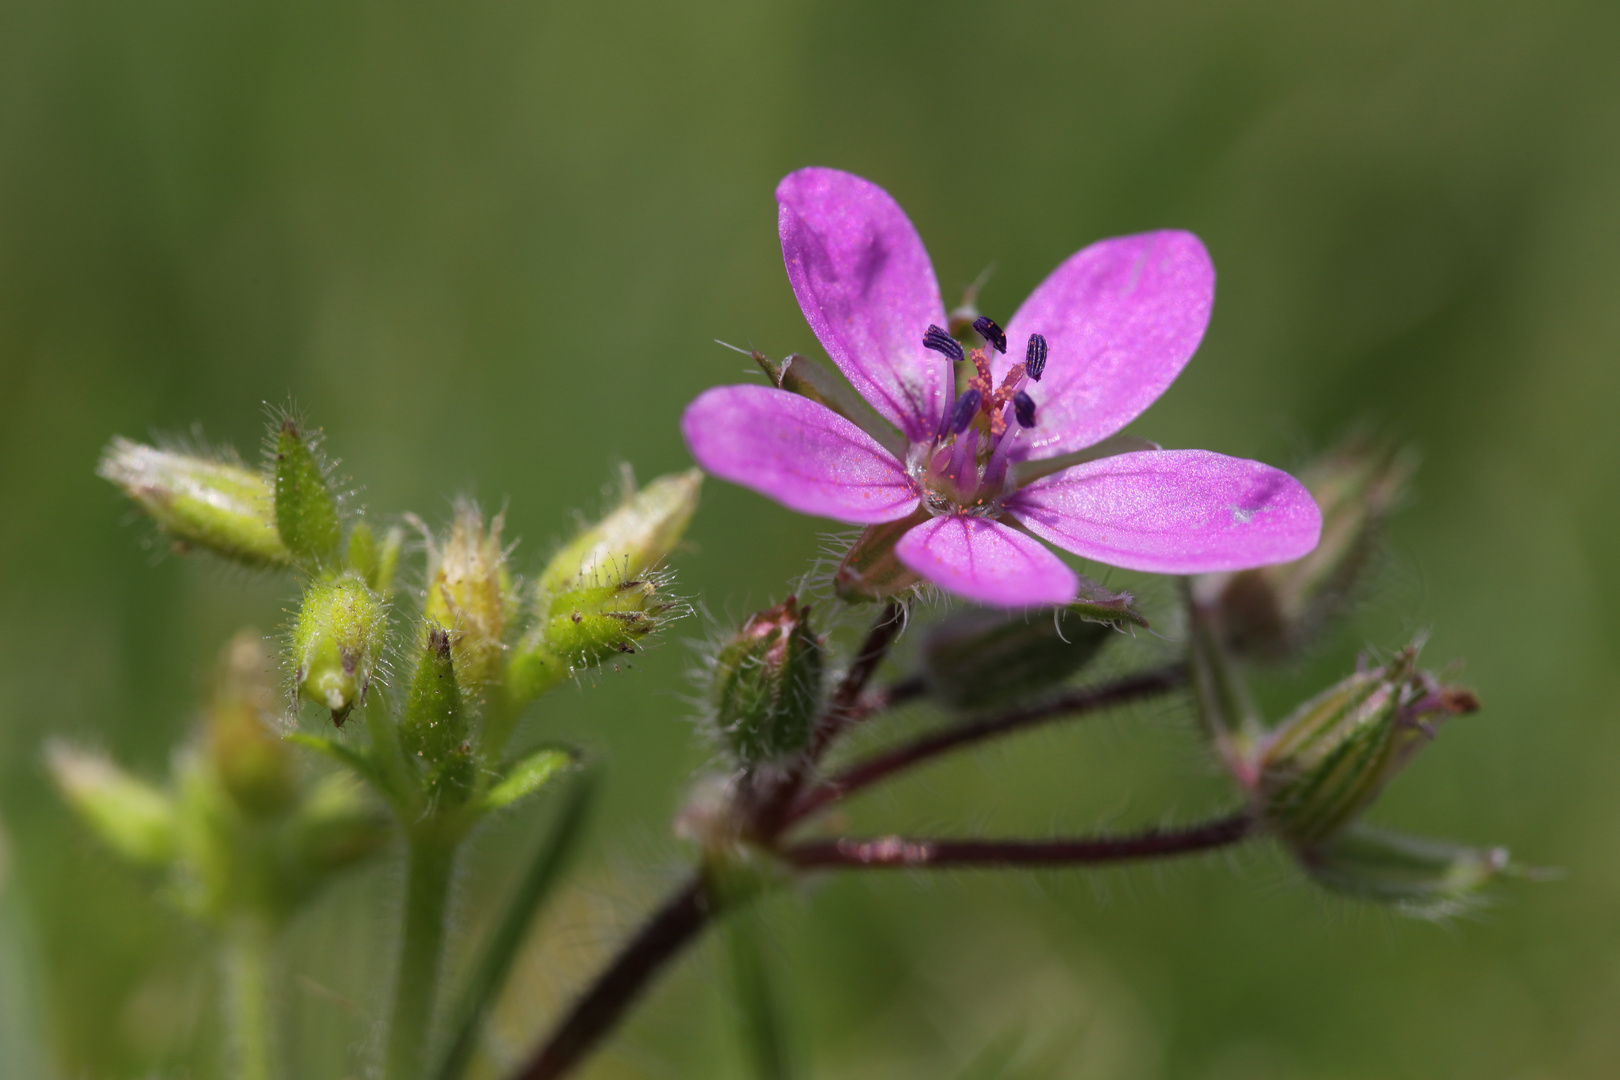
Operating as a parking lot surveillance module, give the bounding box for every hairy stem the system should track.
[513,873,713,1080]
[386,836,457,1080]
[222,919,275,1080]
[786,663,1186,826]
[780,813,1253,870]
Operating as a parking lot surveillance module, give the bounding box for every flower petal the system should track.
[778,168,949,443]
[999,231,1214,461]
[682,385,919,525]
[896,516,1078,608]
[1005,449,1322,574]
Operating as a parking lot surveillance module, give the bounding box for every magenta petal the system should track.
[998,231,1214,461]
[682,385,919,525]
[777,168,949,443]
[896,517,1079,608]
[1005,449,1322,574]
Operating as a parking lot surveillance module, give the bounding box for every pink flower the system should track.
[683,168,1321,608]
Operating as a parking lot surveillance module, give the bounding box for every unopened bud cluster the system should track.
[49,632,387,927]
[99,416,700,843]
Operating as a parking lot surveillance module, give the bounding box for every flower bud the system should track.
[423,502,514,689]
[538,468,703,598]
[207,631,295,818]
[47,742,178,867]
[273,418,343,568]
[834,510,928,602]
[922,607,1111,711]
[1299,824,1512,916]
[400,627,470,766]
[98,438,290,567]
[291,574,387,724]
[710,597,824,765]
[1256,646,1479,846]
[507,574,681,705]
[1197,433,1415,659]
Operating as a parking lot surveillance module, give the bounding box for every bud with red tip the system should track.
[709,597,824,766]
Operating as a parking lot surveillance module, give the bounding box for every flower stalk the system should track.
[386,835,458,1080]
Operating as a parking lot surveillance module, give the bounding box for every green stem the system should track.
[387,836,458,1080]
[223,919,275,1080]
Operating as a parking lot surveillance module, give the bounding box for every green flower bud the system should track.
[922,607,1112,711]
[1197,433,1416,659]
[98,438,290,567]
[1257,646,1479,846]
[834,509,928,603]
[1300,824,1512,917]
[400,627,469,767]
[292,574,386,724]
[423,503,514,689]
[710,598,824,765]
[538,468,703,598]
[273,418,342,568]
[207,631,295,818]
[507,574,680,704]
[47,742,178,867]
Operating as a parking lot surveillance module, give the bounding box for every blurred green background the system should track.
[3,0,1619,1076]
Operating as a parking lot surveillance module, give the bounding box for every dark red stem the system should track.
[786,663,1185,826]
[751,601,906,838]
[512,874,711,1080]
[781,813,1253,870]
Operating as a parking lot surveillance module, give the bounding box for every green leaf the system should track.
[478,747,574,813]
[432,765,597,1080]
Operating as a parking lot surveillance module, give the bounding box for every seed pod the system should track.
[291,574,387,724]
[1299,824,1512,917]
[710,598,823,766]
[98,438,289,567]
[1257,646,1479,846]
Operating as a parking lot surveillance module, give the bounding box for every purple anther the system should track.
[1012,390,1037,428]
[922,324,965,363]
[1025,334,1048,381]
[972,316,1007,354]
[950,389,983,433]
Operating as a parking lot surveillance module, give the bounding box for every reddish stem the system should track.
[512,874,711,1080]
[750,601,906,838]
[781,813,1252,870]
[786,663,1185,826]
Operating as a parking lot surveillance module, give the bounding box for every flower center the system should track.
[912,320,1047,516]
